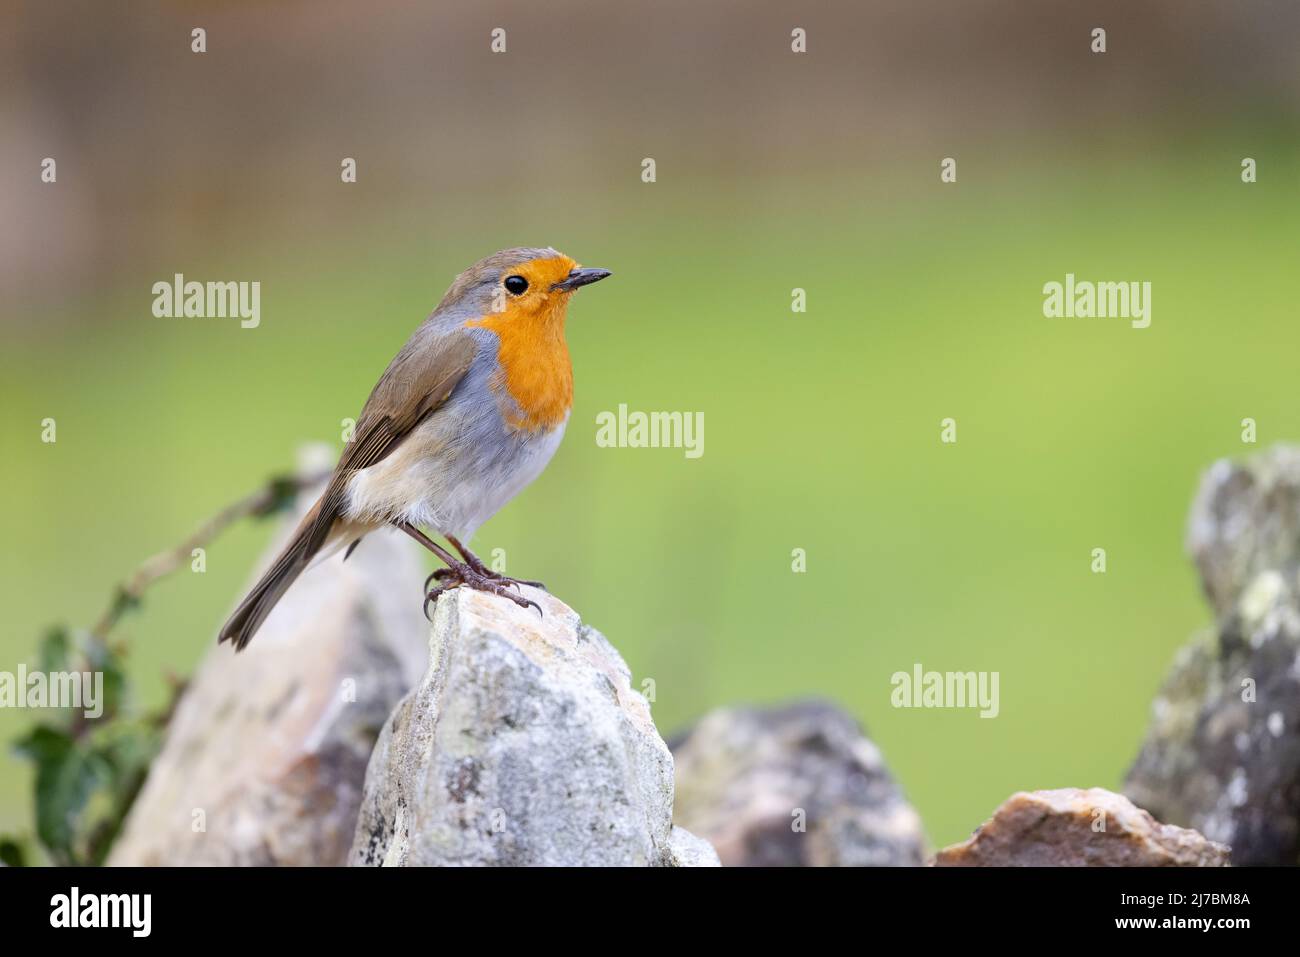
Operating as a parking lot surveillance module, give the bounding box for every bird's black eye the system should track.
[504,275,529,295]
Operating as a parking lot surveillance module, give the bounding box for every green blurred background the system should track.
[4,0,1299,848]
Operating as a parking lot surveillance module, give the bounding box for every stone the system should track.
[1126,445,1300,865]
[934,788,1229,867]
[348,585,717,867]
[669,700,926,866]
[109,446,430,866]
[1186,444,1300,618]
[664,826,723,867]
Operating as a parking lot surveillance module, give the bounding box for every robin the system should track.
[218,247,610,651]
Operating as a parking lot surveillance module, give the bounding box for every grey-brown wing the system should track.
[304,331,477,552]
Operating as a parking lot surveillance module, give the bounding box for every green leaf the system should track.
[14,725,106,865]
[256,474,301,517]
[13,723,71,764]
[107,587,141,623]
[37,627,71,674]
[0,836,28,867]
[79,633,128,723]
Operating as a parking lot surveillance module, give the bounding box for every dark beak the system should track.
[551,267,611,292]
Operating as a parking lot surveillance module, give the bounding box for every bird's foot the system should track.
[423,562,543,619]
[423,562,546,594]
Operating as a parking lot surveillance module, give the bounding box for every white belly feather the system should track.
[343,409,568,543]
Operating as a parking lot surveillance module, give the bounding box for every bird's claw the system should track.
[423,562,544,617]
[425,566,546,594]
[423,585,450,620]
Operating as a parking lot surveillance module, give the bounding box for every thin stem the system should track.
[89,468,331,640]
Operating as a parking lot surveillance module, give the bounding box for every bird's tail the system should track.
[218,494,331,652]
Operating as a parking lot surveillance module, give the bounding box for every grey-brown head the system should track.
[433,247,611,324]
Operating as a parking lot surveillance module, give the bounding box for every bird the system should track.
[218,247,610,651]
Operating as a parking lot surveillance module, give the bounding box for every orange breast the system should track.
[468,296,574,432]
